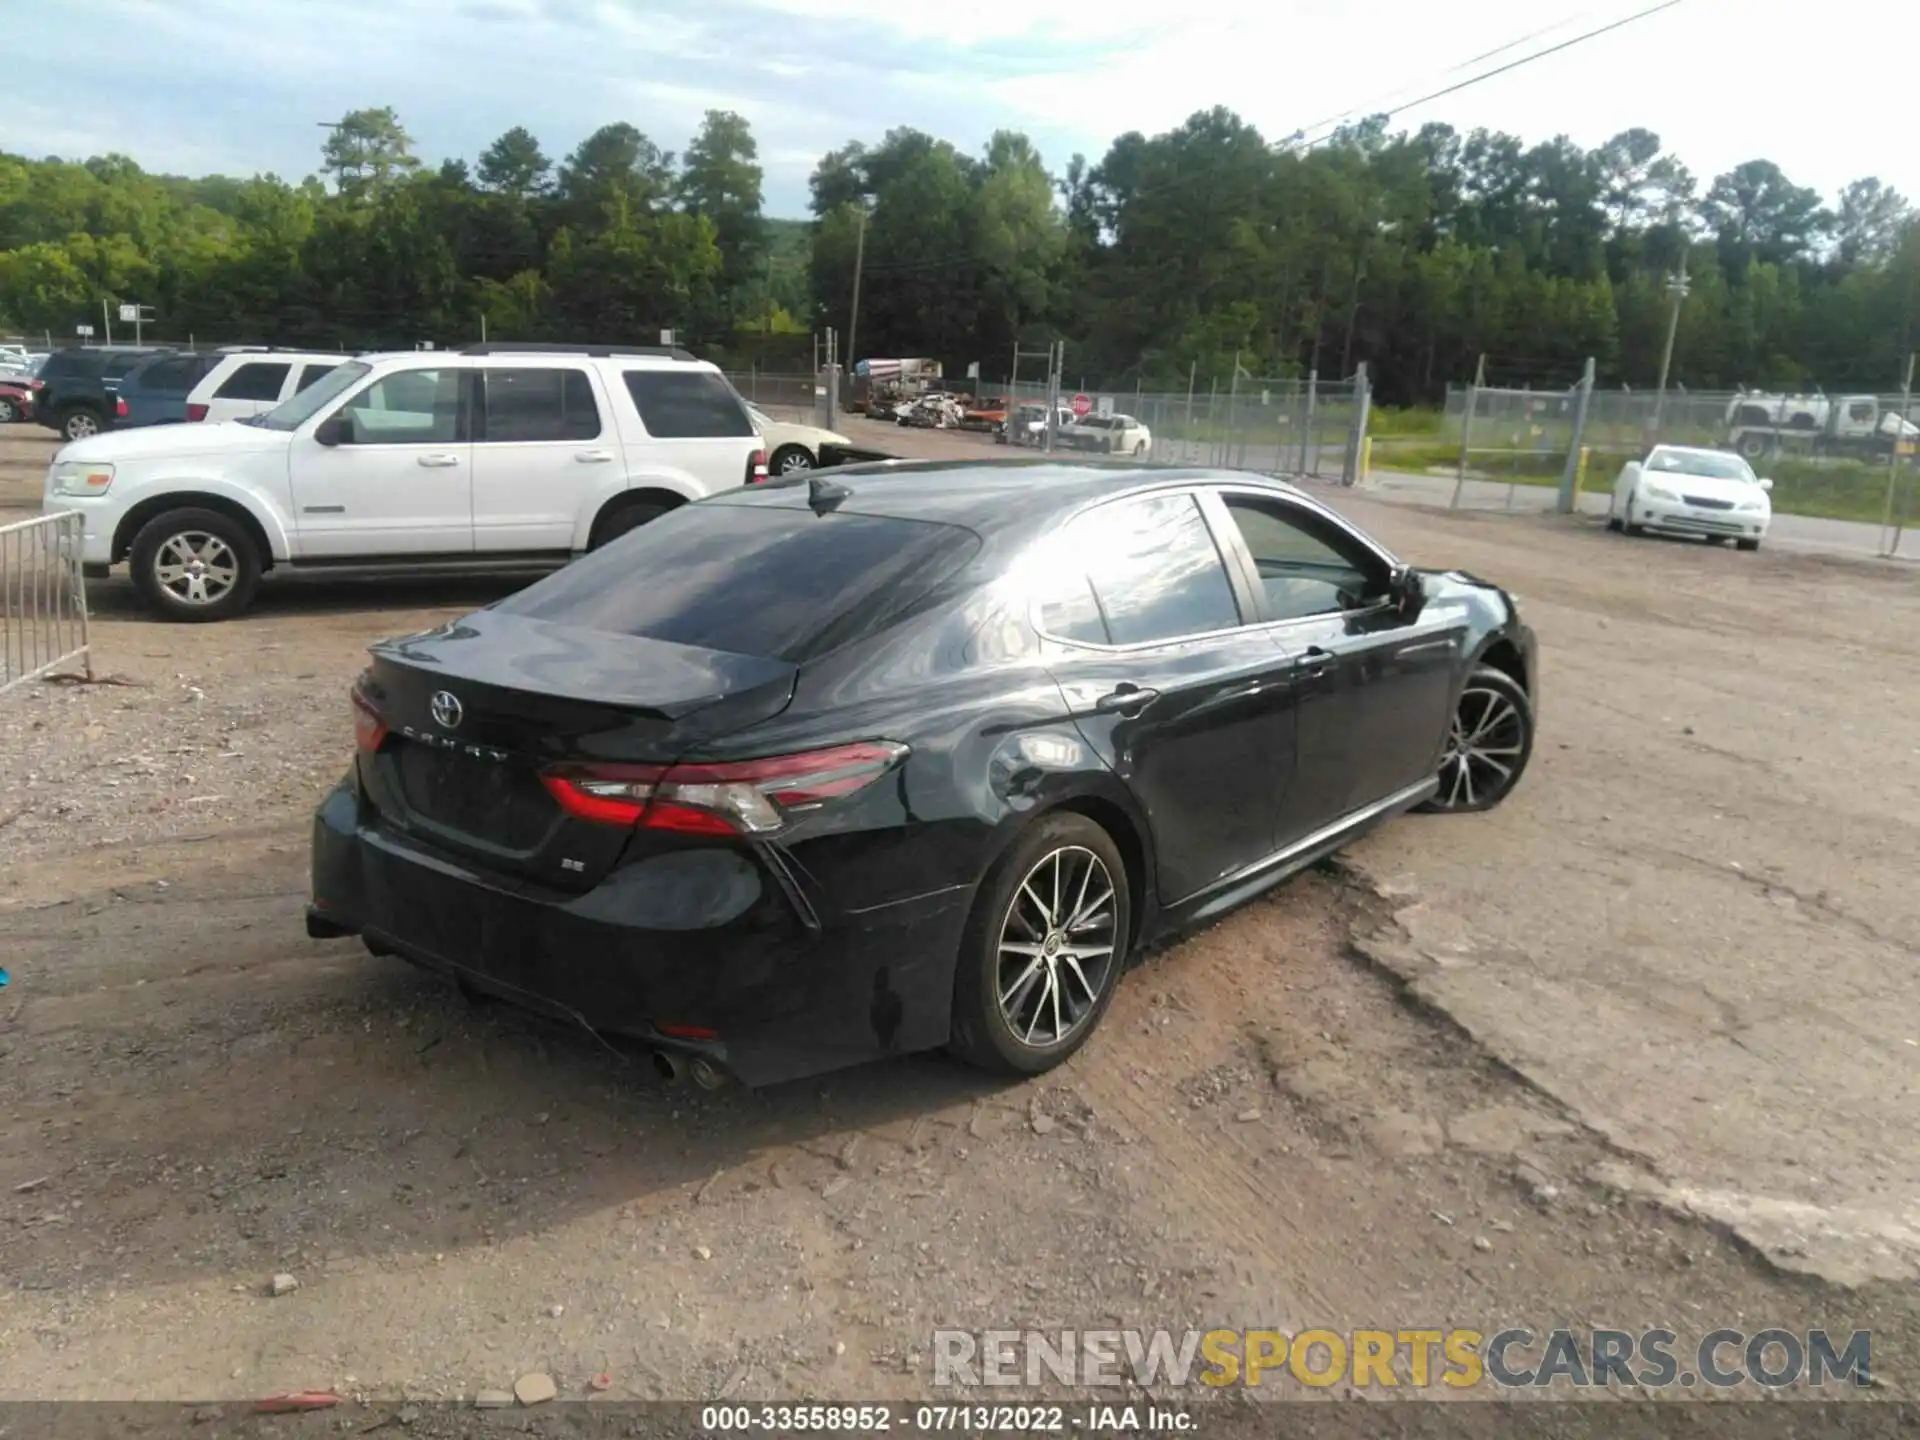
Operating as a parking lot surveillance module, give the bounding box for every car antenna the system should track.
[807,475,851,515]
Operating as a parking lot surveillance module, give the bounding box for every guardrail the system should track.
[1,510,91,695]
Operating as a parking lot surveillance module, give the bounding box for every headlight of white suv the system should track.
[1641,481,1678,502]
[1737,495,1767,512]
[51,460,115,496]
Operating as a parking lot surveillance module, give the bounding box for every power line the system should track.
[1291,0,1689,152]
[1284,6,1599,145]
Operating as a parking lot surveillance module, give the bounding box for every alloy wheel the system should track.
[776,448,814,474]
[66,412,100,440]
[995,845,1117,1049]
[153,530,240,607]
[0,399,16,423]
[1434,683,1526,809]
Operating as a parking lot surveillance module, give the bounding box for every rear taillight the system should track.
[29,378,44,392]
[747,448,769,484]
[351,691,387,752]
[186,402,208,421]
[542,741,907,835]
[114,397,128,418]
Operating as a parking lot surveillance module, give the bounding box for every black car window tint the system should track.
[622,371,753,438]
[1223,497,1382,621]
[1068,492,1240,646]
[215,362,292,401]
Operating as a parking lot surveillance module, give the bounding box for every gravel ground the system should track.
[2,426,1915,1409]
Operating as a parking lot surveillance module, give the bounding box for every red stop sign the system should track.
[1071,393,1092,417]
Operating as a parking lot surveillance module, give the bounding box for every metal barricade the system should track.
[1,511,92,695]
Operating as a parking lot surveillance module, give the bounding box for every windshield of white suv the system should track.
[1649,449,1756,482]
[255,360,371,431]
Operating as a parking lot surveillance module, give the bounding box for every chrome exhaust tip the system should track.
[688,1056,730,1092]
[652,1050,685,1085]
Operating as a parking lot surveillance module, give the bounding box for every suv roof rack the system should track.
[457,342,699,361]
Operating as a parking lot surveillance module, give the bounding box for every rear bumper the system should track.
[308,779,971,1087]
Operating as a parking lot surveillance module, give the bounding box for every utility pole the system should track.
[1881,351,1916,556]
[102,298,113,346]
[846,201,870,376]
[1651,248,1690,439]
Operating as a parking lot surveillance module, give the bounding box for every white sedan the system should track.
[747,405,852,476]
[1608,445,1773,551]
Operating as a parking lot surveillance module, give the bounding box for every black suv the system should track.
[36,346,172,441]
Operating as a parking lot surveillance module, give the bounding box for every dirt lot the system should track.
[2,424,1916,1405]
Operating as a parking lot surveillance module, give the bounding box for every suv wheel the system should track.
[0,397,17,424]
[61,407,104,442]
[770,444,814,475]
[588,498,670,549]
[129,508,262,622]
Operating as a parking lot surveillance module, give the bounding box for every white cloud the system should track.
[7,0,1915,214]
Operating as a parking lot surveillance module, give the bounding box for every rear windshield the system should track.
[497,501,982,663]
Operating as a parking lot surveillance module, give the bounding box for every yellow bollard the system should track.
[1360,435,1373,485]
[1574,445,1590,499]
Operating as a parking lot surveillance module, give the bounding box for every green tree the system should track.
[476,126,552,200]
[320,107,421,202]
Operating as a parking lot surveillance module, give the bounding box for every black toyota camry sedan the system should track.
[308,462,1536,1087]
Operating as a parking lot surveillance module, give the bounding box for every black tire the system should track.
[1605,513,1623,532]
[0,398,17,424]
[1623,498,1646,537]
[128,507,262,622]
[1418,665,1534,814]
[1133,440,1147,457]
[1736,537,1760,552]
[1736,433,1770,462]
[588,498,670,550]
[948,811,1131,1076]
[60,406,105,442]
[769,444,814,476]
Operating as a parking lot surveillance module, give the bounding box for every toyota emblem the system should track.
[429,691,464,729]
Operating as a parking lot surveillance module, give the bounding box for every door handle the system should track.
[416,452,460,468]
[1094,683,1160,715]
[1298,645,1338,677]
[574,449,614,463]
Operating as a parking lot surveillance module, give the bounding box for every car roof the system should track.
[715,460,1314,542]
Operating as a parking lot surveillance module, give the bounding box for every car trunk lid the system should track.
[357,609,797,890]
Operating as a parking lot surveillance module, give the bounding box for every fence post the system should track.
[1557,357,1595,514]
[1300,370,1318,476]
[1342,362,1370,485]
[1450,355,1486,509]
[1881,353,1916,557]
[1227,351,1242,471]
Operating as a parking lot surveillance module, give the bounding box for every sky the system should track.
[5,0,1912,217]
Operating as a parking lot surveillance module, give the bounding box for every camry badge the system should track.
[429,691,464,729]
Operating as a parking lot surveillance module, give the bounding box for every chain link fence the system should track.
[2,511,92,696]
[1415,378,1920,533]
[723,371,818,424]
[965,371,1370,482]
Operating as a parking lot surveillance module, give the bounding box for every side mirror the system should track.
[1759,477,1774,491]
[1391,566,1425,618]
[313,412,351,447]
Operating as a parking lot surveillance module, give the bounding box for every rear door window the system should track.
[622,370,753,438]
[294,363,339,393]
[498,501,980,662]
[129,356,206,395]
[215,361,292,401]
[482,368,601,442]
[1038,492,1242,646]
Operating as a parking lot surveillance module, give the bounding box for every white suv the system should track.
[187,348,352,424]
[43,344,769,621]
